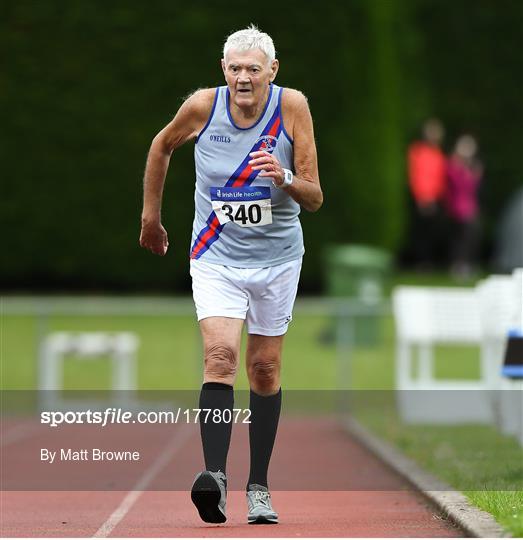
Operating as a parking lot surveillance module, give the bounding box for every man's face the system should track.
[221,48,278,109]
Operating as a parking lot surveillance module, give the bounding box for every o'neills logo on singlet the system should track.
[209,134,231,143]
[256,134,277,153]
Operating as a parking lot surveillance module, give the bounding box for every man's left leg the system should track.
[245,334,283,524]
[243,257,302,523]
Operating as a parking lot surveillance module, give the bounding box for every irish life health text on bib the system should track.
[211,186,272,228]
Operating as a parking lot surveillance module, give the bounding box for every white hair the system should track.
[223,24,276,63]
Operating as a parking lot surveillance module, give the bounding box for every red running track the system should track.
[1,417,462,537]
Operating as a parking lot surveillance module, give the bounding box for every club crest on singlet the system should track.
[256,135,277,154]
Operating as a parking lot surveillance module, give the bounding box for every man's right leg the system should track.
[199,316,242,472]
[191,316,243,523]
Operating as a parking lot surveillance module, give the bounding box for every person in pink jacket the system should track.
[445,134,483,279]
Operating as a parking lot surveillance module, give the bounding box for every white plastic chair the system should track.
[393,286,492,424]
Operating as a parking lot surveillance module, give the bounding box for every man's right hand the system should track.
[139,219,169,256]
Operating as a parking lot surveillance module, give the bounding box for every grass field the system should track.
[0,309,481,391]
[1,294,522,535]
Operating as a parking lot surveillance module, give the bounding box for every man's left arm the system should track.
[249,90,323,212]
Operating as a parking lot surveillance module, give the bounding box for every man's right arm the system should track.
[140,88,216,255]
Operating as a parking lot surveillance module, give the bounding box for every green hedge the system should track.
[2,0,521,291]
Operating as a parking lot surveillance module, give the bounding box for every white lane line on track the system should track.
[1,422,44,447]
[92,425,194,538]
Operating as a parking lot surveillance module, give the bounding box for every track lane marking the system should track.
[92,425,194,538]
[1,421,44,447]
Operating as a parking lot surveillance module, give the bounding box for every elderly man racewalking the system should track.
[140,25,322,524]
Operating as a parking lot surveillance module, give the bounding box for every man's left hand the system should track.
[249,151,285,187]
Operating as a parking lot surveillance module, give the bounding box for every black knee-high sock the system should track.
[247,388,282,489]
[199,382,234,473]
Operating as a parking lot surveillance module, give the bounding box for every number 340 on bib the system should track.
[210,186,272,228]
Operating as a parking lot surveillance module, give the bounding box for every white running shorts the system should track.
[190,257,303,336]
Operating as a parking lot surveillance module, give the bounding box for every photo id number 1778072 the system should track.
[184,408,251,424]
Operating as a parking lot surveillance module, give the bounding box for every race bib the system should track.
[211,186,272,228]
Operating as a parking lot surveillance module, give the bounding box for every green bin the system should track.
[325,244,392,345]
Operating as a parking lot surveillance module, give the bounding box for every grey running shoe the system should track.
[191,470,227,523]
[246,483,279,524]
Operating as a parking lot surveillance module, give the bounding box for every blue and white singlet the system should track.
[189,83,304,267]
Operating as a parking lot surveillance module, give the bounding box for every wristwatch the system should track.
[273,168,294,189]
